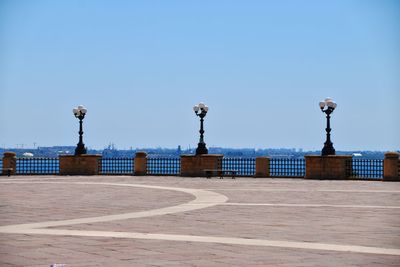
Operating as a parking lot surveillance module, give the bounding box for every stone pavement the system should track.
[0,176,399,266]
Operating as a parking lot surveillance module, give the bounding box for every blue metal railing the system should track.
[347,159,383,179]
[16,158,59,175]
[100,158,134,175]
[270,158,305,177]
[222,157,256,176]
[147,157,180,175]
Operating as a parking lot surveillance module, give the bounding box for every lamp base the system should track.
[195,143,208,155]
[75,143,87,155]
[321,143,335,156]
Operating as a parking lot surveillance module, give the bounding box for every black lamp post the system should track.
[73,105,87,155]
[193,102,209,155]
[319,98,337,156]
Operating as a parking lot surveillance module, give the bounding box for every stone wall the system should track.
[59,155,102,175]
[180,154,223,177]
[305,155,352,180]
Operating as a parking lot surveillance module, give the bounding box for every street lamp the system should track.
[193,102,209,155]
[319,97,337,156]
[72,105,87,155]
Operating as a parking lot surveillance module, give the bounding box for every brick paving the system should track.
[0,176,399,266]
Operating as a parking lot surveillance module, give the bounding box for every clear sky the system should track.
[0,0,399,151]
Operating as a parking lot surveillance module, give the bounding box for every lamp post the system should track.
[193,102,209,155]
[73,105,87,155]
[319,98,337,156]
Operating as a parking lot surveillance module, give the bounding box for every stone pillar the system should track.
[180,154,223,177]
[2,152,16,176]
[134,151,147,176]
[59,155,102,175]
[383,152,399,182]
[255,157,270,178]
[305,155,352,180]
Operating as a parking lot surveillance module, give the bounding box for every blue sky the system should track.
[0,0,399,151]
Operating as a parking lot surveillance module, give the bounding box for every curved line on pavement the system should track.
[0,181,228,230]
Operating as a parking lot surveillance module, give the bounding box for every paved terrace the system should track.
[0,176,399,267]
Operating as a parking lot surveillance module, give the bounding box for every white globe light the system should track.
[319,101,326,108]
[198,102,205,108]
[73,108,79,114]
[78,105,84,110]
[193,106,200,112]
[204,106,209,112]
[324,97,333,102]
[327,101,335,108]
[332,102,337,109]
[81,108,87,114]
